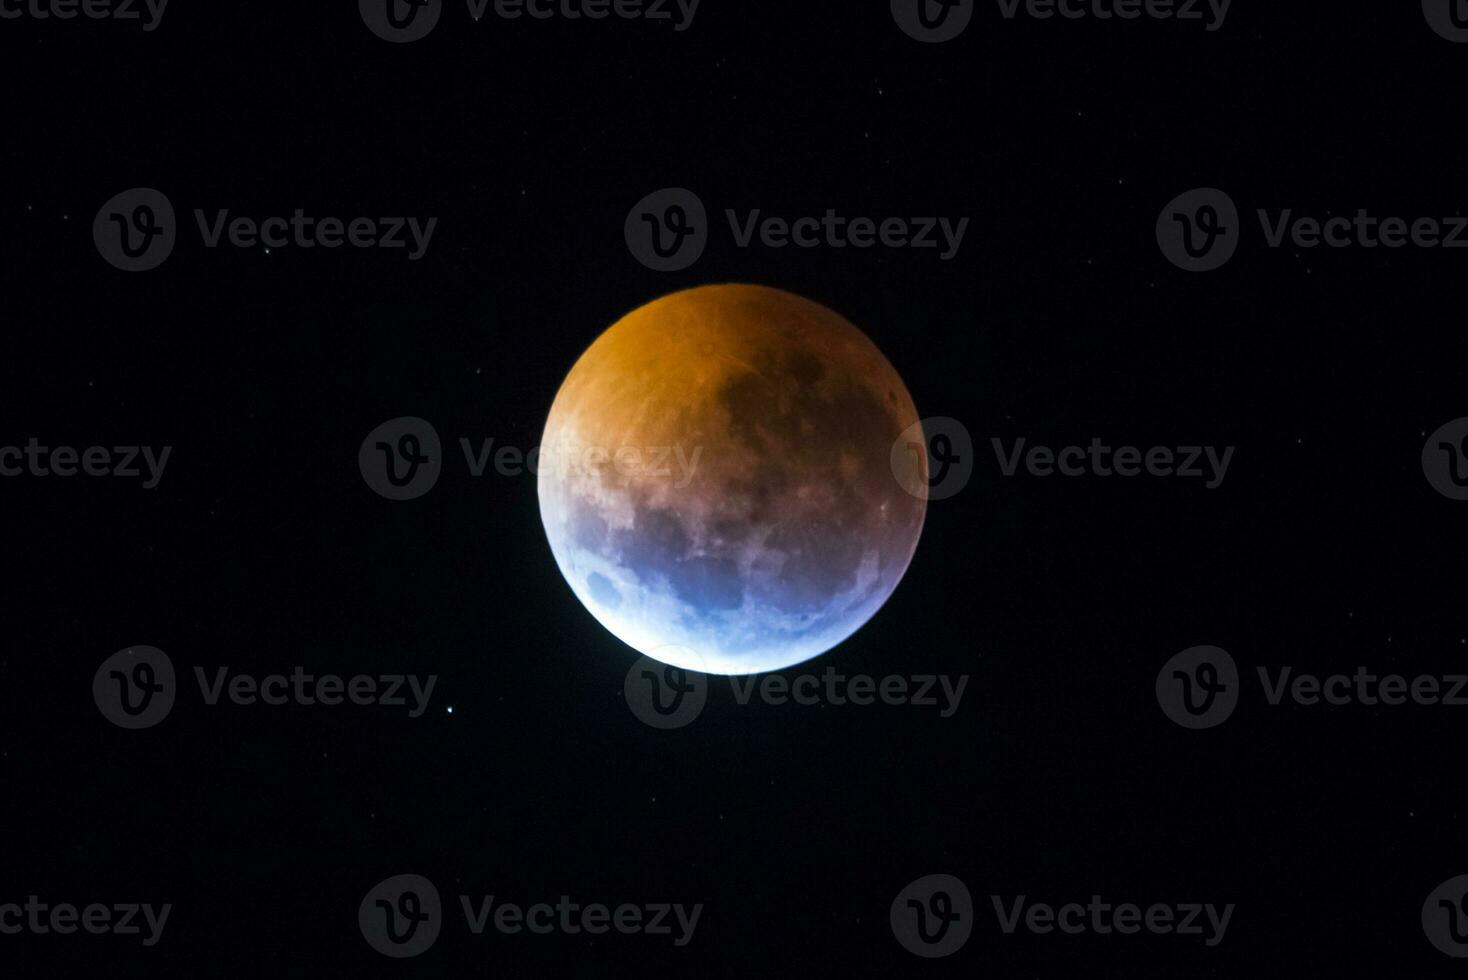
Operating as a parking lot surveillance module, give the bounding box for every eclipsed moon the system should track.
[537,284,927,675]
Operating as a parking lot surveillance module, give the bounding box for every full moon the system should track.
[537,284,927,675]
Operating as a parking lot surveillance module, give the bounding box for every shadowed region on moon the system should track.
[538,284,927,675]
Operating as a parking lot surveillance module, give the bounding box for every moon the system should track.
[537,284,927,675]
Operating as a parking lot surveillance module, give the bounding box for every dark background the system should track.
[3,2,1467,975]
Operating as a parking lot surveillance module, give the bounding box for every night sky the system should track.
[4,2,1468,976]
